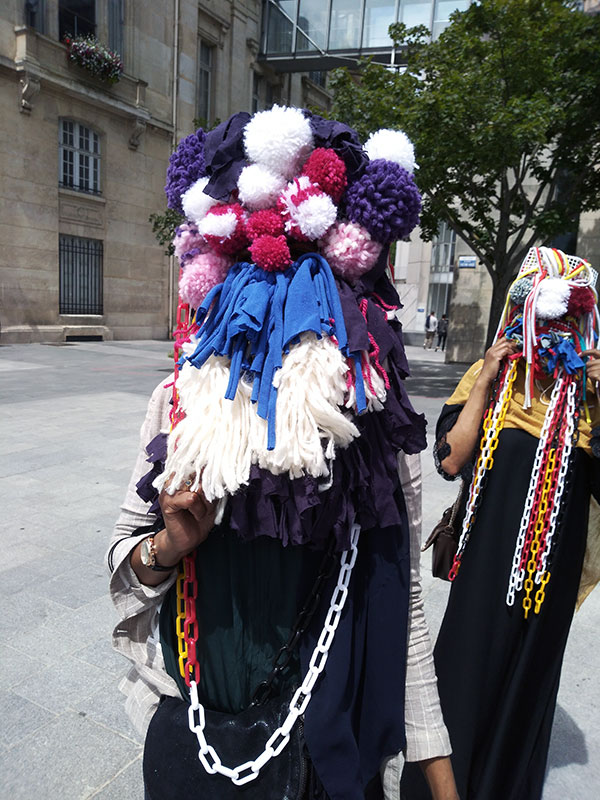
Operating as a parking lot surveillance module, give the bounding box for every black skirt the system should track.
[402,428,593,800]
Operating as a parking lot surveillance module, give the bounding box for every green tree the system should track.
[330,0,600,344]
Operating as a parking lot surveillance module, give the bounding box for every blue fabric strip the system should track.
[183,255,354,447]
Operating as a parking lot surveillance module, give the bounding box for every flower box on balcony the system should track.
[63,34,123,85]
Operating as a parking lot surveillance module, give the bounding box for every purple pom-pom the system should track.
[345,160,421,244]
[165,129,207,214]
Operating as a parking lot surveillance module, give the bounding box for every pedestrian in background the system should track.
[424,310,438,349]
[435,315,448,352]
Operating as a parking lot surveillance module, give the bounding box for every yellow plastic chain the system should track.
[455,359,518,574]
[522,449,556,618]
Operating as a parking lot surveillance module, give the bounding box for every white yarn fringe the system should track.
[154,333,359,501]
[344,359,387,412]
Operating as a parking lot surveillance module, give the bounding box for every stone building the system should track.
[0,0,329,343]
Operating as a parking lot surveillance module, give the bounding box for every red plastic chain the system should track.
[182,553,200,686]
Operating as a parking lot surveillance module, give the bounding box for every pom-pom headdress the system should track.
[451,247,599,620]
[152,107,427,548]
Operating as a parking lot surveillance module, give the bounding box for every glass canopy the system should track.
[260,0,469,70]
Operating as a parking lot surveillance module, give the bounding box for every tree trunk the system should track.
[485,258,518,348]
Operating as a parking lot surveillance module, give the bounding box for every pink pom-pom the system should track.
[302,148,347,202]
[198,203,248,256]
[173,223,207,263]
[178,252,231,307]
[319,221,383,281]
[567,285,596,317]
[249,235,292,272]
[246,209,285,241]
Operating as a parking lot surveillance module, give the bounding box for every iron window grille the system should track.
[59,234,104,315]
[59,119,101,195]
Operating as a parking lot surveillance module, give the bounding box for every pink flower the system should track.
[249,235,292,272]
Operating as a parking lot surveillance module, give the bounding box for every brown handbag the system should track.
[422,482,465,581]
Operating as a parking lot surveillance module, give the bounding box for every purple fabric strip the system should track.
[203,112,251,202]
[135,432,168,517]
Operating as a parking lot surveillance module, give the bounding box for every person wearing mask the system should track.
[402,247,600,800]
[108,108,459,800]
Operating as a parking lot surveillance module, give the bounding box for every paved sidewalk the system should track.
[0,340,597,798]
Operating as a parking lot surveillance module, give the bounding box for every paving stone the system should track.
[0,711,141,800]
[88,755,144,800]
[76,681,144,745]
[0,645,44,691]
[29,564,108,610]
[73,635,130,677]
[12,655,113,715]
[0,689,57,749]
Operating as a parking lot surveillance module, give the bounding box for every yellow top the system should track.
[447,359,600,456]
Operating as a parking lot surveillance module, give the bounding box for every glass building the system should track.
[261,0,470,70]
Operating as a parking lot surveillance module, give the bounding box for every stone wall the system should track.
[0,1,324,343]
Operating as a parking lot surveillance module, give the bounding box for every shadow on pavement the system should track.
[405,361,470,399]
[545,705,588,772]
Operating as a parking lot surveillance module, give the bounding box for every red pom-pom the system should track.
[199,203,248,256]
[246,209,284,241]
[249,235,292,272]
[302,148,347,202]
[567,285,596,317]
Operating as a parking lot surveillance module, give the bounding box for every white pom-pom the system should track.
[364,129,417,173]
[198,208,238,238]
[292,193,337,240]
[244,105,314,178]
[237,164,287,210]
[535,278,571,319]
[181,177,219,223]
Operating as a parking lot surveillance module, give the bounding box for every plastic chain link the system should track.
[449,359,518,580]
[187,522,361,786]
[505,376,565,606]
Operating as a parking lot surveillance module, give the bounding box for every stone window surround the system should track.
[59,117,102,195]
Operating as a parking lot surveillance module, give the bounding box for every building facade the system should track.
[7,0,591,358]
[0,0,330,343]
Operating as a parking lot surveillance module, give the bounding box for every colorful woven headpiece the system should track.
[152,106,426,552]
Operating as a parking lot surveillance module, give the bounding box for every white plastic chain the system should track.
[536,379,576,579]
[187,522,361,786]
[506,376,564,606]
